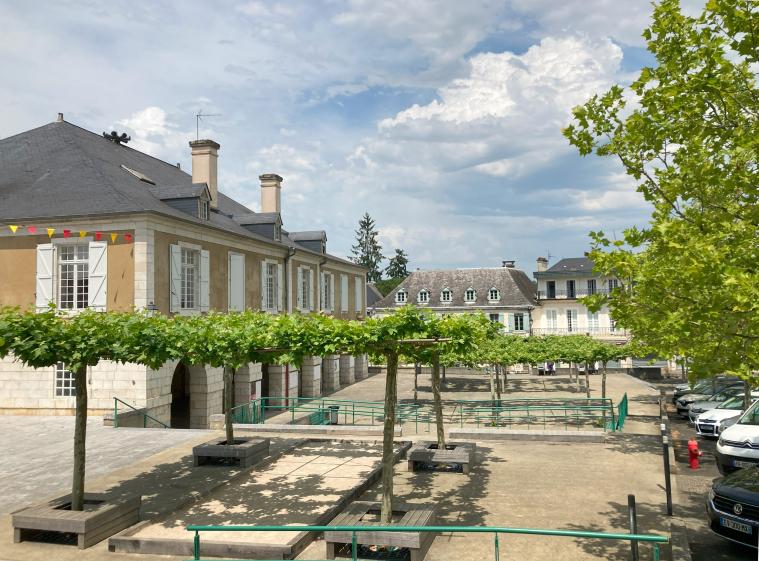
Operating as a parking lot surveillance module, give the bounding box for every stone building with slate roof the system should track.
[372,262,537,334]
[0,115,368,425]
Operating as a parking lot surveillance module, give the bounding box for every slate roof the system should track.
[233,212,280,225]
[373,267,537,309]
[542,257,595,274]
[0,119,360,268]
[366,283,383,307]
[289,230,326,241]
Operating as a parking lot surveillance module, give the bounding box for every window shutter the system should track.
[355,276,362,312]
[341,274,348,312]
[507,313,515,332]
[329,274,335,311]
[170,244,181,313]
[228,253,245,312]
[277,263,284,312]
[87,241,108,311]
[295,267,305,310]
[199,249,210,312]
[35,243,55,311]
[261,261,267,310]
[308,269,314,311]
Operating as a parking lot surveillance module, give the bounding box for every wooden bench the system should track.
[406,441,476,474]
[325,501,435,561]
[12,493,140,549]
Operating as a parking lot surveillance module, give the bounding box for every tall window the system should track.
[199,199,210,220]
[322,272,333,310]
[546,309,558,329]
[586,279,596,295]
[55,362,75,397]
[546,280,556,299]
[514,313,525,331]
[417,289,430,303]
[441,288,452,302]
[396,289,407,303]
[489,313,500,322]
[299,268,311,310]
[263,262,278,311]
[567,309,578,332]
[566,280,576,299]
[587,311,599,332]
[608,278,619,291]
[181,248,199,309]
[465,288,476,302]
[58,244,89,309]
[488,288,500,301]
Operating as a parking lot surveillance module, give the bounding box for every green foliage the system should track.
[384,249,410,280]
[564,0,759,380]
[374,277,404,296]
[350,212,384,283]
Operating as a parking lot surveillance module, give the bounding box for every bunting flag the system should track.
[47,228,55,238]
[8,225,18,234]
[79,230,87,238]
[63,229,71,238]
[124,233,133,242]
[110,233,118,243]
[95,231,102,241]
[3,225,133,243]
[27,226,37,234]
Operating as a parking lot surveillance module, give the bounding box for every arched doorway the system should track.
[170,362,190,428]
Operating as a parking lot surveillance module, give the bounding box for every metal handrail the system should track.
[113,397,168,429]
[185,523,667,561]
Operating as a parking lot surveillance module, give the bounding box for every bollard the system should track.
[628,494,639,561]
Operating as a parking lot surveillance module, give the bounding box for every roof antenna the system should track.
[196,110,221,140]
[546,249,553,263]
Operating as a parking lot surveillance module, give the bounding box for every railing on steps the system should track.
[113,397,169,428]
[185,523,668,561]
[616,393,629,431]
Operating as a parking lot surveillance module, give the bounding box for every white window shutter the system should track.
[35,243,55,311]
[329,273,335,311]
[261,261,267,310]
[341,274,348,312]
[320,271,325,310]
[308,269,314,311]
[277,263,284,312]
[228,253,245,312]
[507,313,515,332]
[87,241,108,311]
[355,276,362,312]
[199,249,210,312]
[170,245,181,313]
[296,267,303,310]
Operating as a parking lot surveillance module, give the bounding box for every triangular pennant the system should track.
[27,226,37,234]
[110,233,118,243]
[124,233,133,243]
[47,228,55,238]
[79,230,87,238]
[95,231,102,241]
[8,225,18,234]
[63,229,71,238]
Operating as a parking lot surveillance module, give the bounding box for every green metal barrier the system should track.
[185,523,668,561]
[113,397,168,428]
[616,393,629,431]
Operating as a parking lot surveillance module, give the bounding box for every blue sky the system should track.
[0,0,674,273]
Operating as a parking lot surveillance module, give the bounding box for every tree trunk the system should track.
[225,368,235,445]
[494,364,502,401]
[502,364,509,394]
[681,358,687,382]
[442,365,446,384]
[585,362,591,399]
[489,366,496,406]
[71,366,88,511]
[744,378,752,413]
[380,351,398,523]
[602,362,608,426]
[413,362,419,404]
[431,353,445,450]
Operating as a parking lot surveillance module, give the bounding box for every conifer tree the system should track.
[350,212,384,282]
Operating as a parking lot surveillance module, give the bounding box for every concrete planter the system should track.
[406,441,476,474]
[192,436,270,468]
[325,501,435,561]
[12,493,140,549]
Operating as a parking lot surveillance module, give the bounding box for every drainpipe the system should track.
[284,247,296,313]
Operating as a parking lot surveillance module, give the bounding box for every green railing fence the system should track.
[616,393,629,431]
[113,397,169,428]
[185,523,668,561]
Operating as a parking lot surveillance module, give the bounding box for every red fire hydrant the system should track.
[688,438,703,469]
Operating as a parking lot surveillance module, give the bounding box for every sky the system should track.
[0,0,675,273]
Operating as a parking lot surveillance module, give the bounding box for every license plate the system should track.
[733,460,756,468]
[721,517,752,534]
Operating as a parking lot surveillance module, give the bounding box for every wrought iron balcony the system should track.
[532,327,629,337]
[537,288,610,300]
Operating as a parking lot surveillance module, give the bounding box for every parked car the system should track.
[717,402,759,474]
[673,376,741,404]
[676,382,745,418]
[707,466,759,548]
[689,390,757,424]
[696,395,759,438]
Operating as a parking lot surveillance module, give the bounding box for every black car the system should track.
[673,376,741,404]
[708,466,759,548]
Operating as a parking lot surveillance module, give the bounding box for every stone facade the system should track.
[322,355,340,394]
[339,355,355,386]
[300,356,322,398]
[354,354,369,381]
[265,364,299,406]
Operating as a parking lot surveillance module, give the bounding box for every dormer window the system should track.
[417,289,430,304]
[488,287,500,302]
[465,287,476,302]
[395,289,407,304]
[274,225,281,241]
[199,199,210,220]
[440,288,452,303]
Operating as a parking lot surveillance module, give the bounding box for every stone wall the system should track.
[301,356,322,398]
[265,364,299,406]
[322,355,340,394]
[339,354,355,386]
[354,354,369,381]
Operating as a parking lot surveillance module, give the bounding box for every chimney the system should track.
[259,173,283,213]
[56,112,64,122]
[190,139,220,208]
[536,256,548,272]
[502,260,515,268]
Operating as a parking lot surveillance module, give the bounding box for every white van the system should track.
[716,400,759,474]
